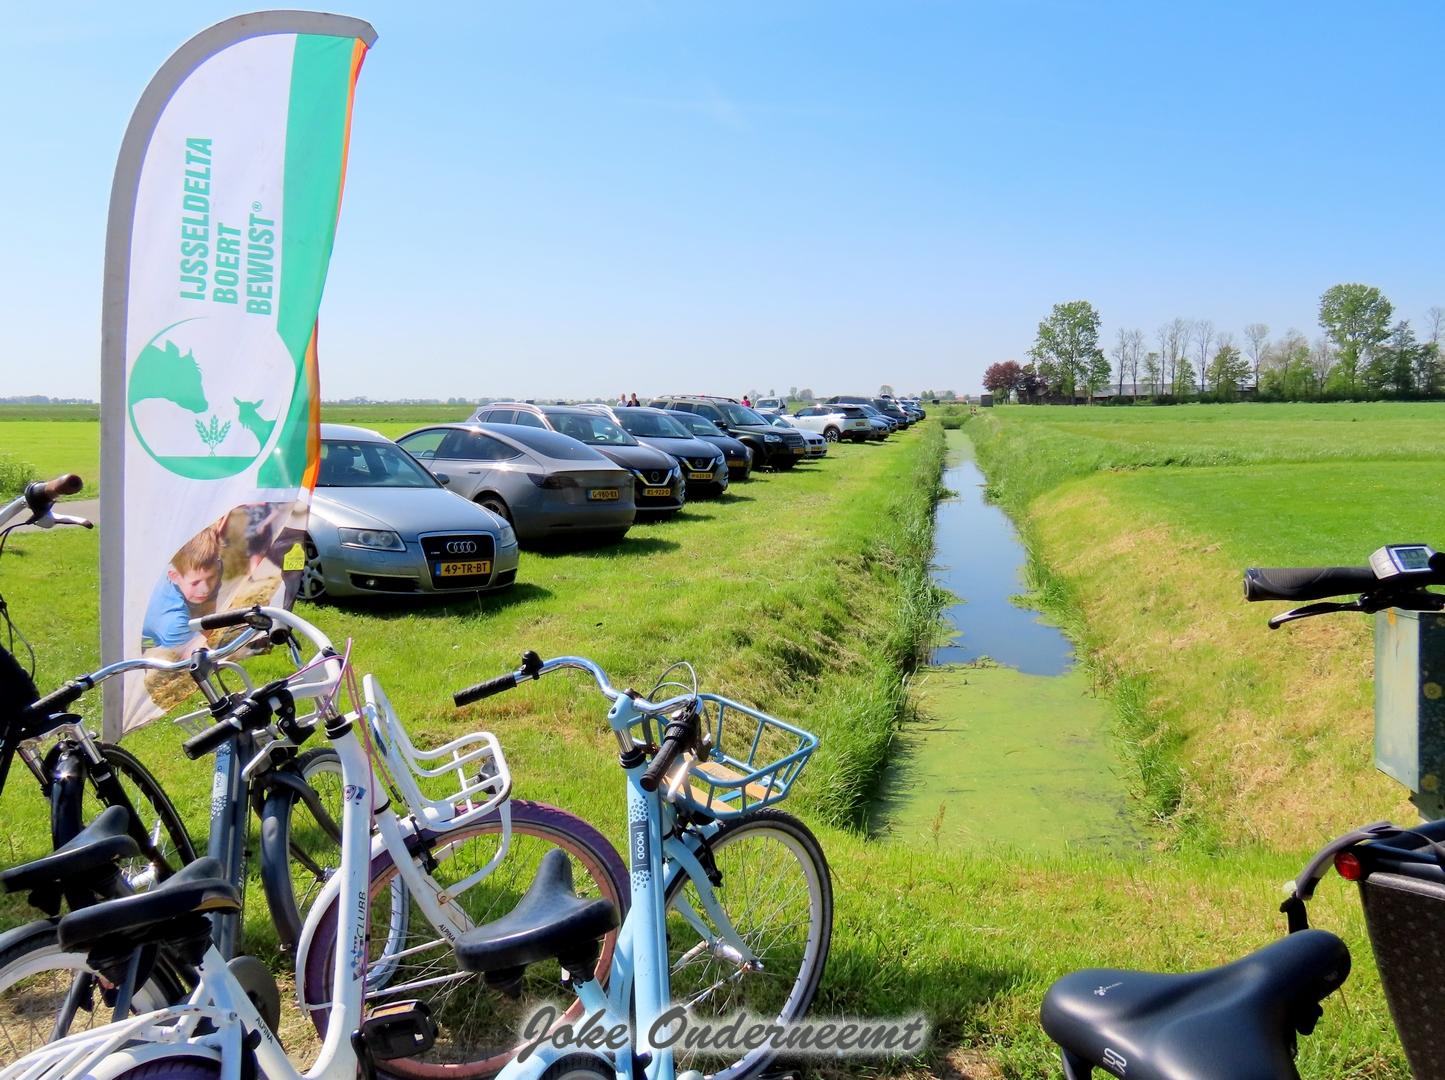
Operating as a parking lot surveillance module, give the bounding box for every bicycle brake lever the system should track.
[1268,600,1361,630]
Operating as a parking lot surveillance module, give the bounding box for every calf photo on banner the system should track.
[100,11,376,737]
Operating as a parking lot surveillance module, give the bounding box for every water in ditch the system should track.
[872,430,1143,852]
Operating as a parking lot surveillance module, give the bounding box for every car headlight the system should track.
[498,522,517,546]
[714,455,726,469]
[337,528,404,551]
[764,433,781,443]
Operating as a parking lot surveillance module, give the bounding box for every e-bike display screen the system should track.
[1369,544,1438,583]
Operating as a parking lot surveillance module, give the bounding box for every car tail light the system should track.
[526,472,577,489]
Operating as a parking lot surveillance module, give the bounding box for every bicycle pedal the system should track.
[359,1000,437,1060]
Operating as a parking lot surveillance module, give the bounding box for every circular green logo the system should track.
[127,318,292,480]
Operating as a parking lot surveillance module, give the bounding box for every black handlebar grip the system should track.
[641,736,686,793]
[198,606,265,631]
[26,681,87,719]
[183,718,239,760]
[453,673,517,708]
[1243,566,1380,603]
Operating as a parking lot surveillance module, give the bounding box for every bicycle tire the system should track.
[664,808,833,1080]
[301,800,630,1080]
[257,746,345,951]
[0,919,181,1061]
[83,743,197,890]
[109,1056,219,1080]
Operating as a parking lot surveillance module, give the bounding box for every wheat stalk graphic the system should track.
[195,415,231,455]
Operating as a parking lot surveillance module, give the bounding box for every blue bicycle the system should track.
[449,653,833,1080]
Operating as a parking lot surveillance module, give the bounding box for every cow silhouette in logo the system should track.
[131,340,208,413]
[234,398,276,452]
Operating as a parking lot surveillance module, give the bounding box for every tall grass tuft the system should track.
[0,454,36,497]
[804,423,949,828]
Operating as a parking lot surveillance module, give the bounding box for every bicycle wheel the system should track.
[0,920,180,1062]
[664,808,833,1080]
[80,743,196,891]
[301,800,629,1079]
[257,746,346,951]
[110,1057,219,1080]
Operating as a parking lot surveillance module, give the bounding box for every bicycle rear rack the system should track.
[362,675,510,829]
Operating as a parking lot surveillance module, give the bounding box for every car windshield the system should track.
[619,410,691,438]
[858,404,882,417]
[318,439,437,488]
[717,403,767,426]
[673,412,724,437]
[768,416,795,428]
[550,412,637,446]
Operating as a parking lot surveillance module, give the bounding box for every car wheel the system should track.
[476,494,512,524]
[823,427,840,442]
[296,535,327,601]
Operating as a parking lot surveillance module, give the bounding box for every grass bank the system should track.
[967,404,1445,847]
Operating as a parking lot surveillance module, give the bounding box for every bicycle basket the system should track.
[1358,872,1445,1080]
[363,674,510,828]
[666,694,817,819]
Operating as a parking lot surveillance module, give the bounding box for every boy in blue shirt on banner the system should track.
[142,529,221,657]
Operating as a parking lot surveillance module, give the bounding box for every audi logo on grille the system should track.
[445,540,478,555]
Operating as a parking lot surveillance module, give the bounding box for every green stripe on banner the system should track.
[260,33,355,488]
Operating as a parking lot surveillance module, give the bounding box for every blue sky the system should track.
[5,2,1443,400]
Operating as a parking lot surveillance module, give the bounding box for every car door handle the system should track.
[467,469,482,474]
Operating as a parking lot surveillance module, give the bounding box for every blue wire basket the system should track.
[671,693,818,819]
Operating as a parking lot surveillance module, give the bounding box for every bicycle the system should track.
[1040,542,1445,1080]
[0,642,829,1080]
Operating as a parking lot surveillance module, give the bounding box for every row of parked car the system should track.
[295,395,925,601]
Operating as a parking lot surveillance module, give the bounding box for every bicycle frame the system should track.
[494,690,753,1080]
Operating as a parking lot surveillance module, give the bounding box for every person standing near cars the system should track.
[629,393,640,407]
[741,394,752,407]
[617,392,627,405]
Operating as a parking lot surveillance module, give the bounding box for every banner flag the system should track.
[100,12,375,737]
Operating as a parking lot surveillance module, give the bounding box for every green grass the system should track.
[0,412,1415,1076]
[969,401,1445,513]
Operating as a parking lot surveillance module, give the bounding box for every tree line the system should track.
[983,285,1444,403]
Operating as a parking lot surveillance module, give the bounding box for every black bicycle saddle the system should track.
[58,855,238,957]
[0,805,138,914]
[454,848,619,988]
[1041,929,1350,1079]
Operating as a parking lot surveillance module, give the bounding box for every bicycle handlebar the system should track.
[23,626,265,724]
[1243,566,1382,603]
[28,475,82,507]
[640,710,697,792]
[452,651,698,718]
[182,680,295,760]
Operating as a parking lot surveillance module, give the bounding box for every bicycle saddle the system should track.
[0,805,138,915]
[454,848,619,991]
[1040,929,1350,1080]
[58,855,238,959]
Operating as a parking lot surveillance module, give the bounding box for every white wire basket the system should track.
[361,675,510,828]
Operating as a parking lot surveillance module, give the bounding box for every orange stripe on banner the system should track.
[335,39,368,221]
[302,324,322,491]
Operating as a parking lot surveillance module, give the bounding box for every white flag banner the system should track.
[100,12,375,737]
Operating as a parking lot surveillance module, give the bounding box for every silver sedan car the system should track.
[299,424,520,600]
[395,423,638,544]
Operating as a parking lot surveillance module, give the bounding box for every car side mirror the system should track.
[434,473,451,484]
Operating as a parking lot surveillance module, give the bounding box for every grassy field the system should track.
[0,409,1416,1077]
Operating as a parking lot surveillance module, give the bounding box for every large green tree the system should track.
[1318,283,1393,394]
[1029,300,1105,401]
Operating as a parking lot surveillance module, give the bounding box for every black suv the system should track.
[647,396,806,470]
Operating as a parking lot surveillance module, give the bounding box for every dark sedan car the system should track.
[648,396,805,470]
[470,402,684,518]
[666,410,753,481]
[580,405,729,496]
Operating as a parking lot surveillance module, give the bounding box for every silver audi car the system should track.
[298,424,520,600]
[396,423,638,544]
